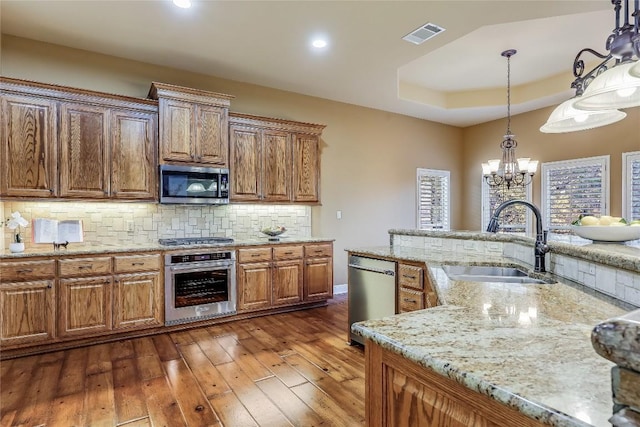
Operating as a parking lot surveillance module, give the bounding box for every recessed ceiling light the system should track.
[173,0,192,9]
[312,39,328,49]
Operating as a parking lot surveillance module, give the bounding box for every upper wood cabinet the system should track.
[0,93,57,198]
[0,77,158,201]
[229,113,325,204]
[149,82,233,167]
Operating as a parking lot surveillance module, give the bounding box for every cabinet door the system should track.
[237,262,271,311]
[292,133,320,202]
[196,104,228,166]
[0,94,57,197]
[273,259,303,306]
[58,276,113,337]
[59,102,109,198]
[262,129,291,201]
[113,272,162,329]
[111,110,157,200]
[304,257,333,301]
[159,98,194,163]
[230,125,261,201]
[0,280,55,346]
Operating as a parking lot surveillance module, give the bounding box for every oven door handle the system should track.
[168,262,234,272]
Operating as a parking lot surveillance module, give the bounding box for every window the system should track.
[417,169,450,230]
[481,179,532,234]
[541,155,609,233]
[623,151,640,221]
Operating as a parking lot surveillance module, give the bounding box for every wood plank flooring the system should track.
[0,295,366,426]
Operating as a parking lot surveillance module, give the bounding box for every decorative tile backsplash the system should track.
[1,201,311,247]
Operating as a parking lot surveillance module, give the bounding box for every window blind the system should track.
[623,152,640,221]
[481,180,531,233]
[417,169,450,230]
[542,156,609,233]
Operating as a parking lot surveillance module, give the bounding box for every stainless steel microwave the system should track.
[159,164,229,204]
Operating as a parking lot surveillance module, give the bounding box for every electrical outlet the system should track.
[336,210,342,220]
[126,221,134,232]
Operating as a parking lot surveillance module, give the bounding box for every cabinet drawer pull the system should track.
[403,298,417,303]
[17,269,34,273]
[251,254,261,257]
[78,264,93,269]
[131,262,145,266]
[402,274,417,279]
[47,283,52,289]
[284,251,293,255]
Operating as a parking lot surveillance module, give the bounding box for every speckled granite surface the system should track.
[349,245,629,427]
[389,229,640,273]
[0,237,333,259]
[592,308,640,373]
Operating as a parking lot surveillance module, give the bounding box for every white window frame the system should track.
[623,151,640,221]
[480,177,533,234]
[541,155,610,232]
[416,168,450,231]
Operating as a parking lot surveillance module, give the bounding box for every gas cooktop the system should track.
[158,237,234,246]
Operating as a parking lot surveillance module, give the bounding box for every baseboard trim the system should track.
[333,284,347,295]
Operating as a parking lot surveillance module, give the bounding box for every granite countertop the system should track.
[349,245,629,427]
[0,237,334,259]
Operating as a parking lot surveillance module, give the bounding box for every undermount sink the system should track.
[442,265,549,284]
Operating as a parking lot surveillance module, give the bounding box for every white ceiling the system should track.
[0,1,615,127]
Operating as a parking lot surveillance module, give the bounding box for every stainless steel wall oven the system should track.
[164,250,236,325]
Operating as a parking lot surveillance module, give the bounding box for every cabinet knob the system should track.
[17,269,33,274]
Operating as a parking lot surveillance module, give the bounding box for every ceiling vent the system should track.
[402,23,445,45]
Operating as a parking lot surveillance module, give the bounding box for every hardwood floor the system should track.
[0,295,365,427]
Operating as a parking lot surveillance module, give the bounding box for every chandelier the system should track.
[541,0,640,133]
[482,50,538,190]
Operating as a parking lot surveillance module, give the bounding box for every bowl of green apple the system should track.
[571,215,640,242]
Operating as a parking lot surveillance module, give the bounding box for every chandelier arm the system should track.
[571,49,613,95]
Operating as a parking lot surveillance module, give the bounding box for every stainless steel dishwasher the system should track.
[348,255,396,345]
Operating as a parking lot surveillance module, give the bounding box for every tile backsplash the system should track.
[1,201,311,247]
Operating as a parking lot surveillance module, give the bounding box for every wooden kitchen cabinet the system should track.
[113,272,162,329]
[1,77,158,201]
[149,82,233,167]
[303,243,333,301]
[293,133,320,202]
[237,261,272,311]
[397,262,438,313]
[0,258,57,346]
[366,342,545,427]
[273,245,304,305]
[58,275,113,337]
[0,93,57,198]
[229,113,325,203]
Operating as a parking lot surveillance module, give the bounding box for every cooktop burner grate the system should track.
[159,237,234,246]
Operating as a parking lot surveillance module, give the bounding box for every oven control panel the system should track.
[169,252,233,264]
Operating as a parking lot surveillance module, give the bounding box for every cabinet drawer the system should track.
[59,257,112,277]
[273,245,303,260]
[114,254,161,273]
[304,243,332,258]
[398,264,423,290]
[238,247,273,263]
[399,288,425,313]
[0,260,56,281]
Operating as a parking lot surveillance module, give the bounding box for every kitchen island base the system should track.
[365,340,546,427]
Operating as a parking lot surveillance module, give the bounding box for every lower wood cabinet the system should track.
[366,341,545,427]
[237,242,333,312]
[0,280,56,346]
[58,276,113,337]
[397,262,438,313]
[113,272,162,329]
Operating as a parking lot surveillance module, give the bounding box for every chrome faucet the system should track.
[486,199,550,273]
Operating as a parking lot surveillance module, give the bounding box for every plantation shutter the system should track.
[481,182,530,233]
[417,169,450,230]
[624,152,640,221]
[542,156,609,233]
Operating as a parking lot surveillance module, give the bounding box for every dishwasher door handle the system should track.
[348,264,395,276]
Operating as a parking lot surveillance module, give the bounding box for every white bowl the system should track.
[571,225,640,242]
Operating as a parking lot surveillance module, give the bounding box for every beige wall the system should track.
[1,36,464,285]
[461,105,640,230]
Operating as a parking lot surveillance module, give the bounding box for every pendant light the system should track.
[483,50,537,189]
[541,0,640,133]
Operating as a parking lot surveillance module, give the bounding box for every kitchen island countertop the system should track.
[348,244,632,427]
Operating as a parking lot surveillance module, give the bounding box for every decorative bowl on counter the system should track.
[571,225,640,242]
[261,226,286,241]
